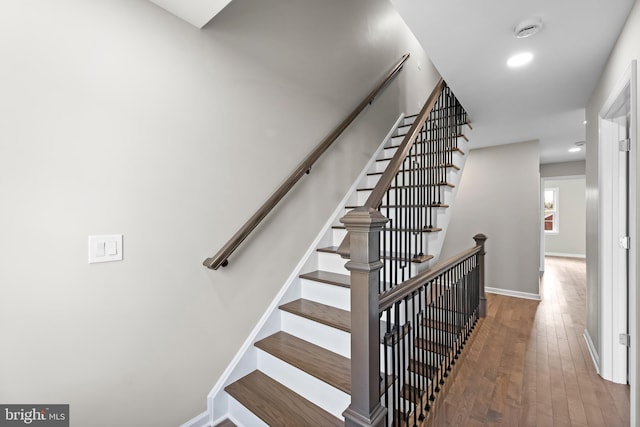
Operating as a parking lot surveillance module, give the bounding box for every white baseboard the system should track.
[180,411,210,427]
[583,329,600,374]
[485,286,541,301]
[545,252,586,259]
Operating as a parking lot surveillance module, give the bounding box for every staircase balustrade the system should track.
[342,81,486,427]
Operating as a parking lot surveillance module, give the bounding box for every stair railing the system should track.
[203,54,410,270]
[338,80,468,292]
[378,234,486,427]
[340,80,483,427]
[342,206,486,427]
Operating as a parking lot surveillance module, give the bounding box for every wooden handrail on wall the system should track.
[204,54,410,270]
[337,78,446,258]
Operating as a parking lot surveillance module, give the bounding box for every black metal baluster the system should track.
[383,311,392,426]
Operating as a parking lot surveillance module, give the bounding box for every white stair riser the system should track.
[381,208,449,224]
[318,252,349,274]
[389,134,467,147]
[374,158,462,174]
[319,250,427,278]
[364,174,383,188]
[403,116,416,126]
[378,153,465,171]
[357,188,454,206]
[331,227,347,246]
[281,311,351,358]
[334,227,441,246]
[257,351,349,420]
[301,279,350,311]
[228,396,269,427]
[369,169,460,185]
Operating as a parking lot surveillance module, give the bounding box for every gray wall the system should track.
[544,178,586,257]
[540,160,586,177]
[440,141,541,297]
[0,1,440,425]
[585,0,640,416]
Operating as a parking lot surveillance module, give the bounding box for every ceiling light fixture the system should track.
[507,52,534,68]
[514,18,543,39]
[569,141,585,153]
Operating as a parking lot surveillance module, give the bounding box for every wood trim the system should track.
[203,54,410,270]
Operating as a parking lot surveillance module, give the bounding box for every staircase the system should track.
[202,102,473,426]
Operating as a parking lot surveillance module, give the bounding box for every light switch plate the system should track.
[88,234,123,264]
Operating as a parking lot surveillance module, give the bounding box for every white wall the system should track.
[440,140,541,298]
[544,178,586,257]
[586,0,640,420]
[0,1,441,426]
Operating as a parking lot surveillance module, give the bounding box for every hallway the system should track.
[432,256,630,426]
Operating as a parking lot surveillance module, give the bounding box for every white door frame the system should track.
[598,60,637,420]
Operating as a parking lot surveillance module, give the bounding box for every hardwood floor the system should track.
[430,256,630,426]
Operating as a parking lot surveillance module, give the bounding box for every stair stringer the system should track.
[202,114,407,427]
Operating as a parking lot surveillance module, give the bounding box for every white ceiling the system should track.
[148,0,232,28]
[392,0,636,164]
[150,0,635,163]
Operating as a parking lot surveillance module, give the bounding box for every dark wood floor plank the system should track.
[427,257,630,426]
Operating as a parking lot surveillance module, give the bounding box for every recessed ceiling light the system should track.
[514,18,543,39]
[583,120,588,124]
[507,52,534,68]
[569,141,585,152]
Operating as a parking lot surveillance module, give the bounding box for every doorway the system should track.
[598,61,636,387]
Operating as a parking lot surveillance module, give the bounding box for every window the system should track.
[544,188,559,233]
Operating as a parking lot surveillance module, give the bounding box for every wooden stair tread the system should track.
[332,225,442,233]
[279,298,350,332]
[255,331,351,394]
[368,164,460,174]
[415,337,449,355]
[279,298,405,346]
[225,370,342,427]
[255,332,394,396]
[422,318,458,334]
[424,227,443,233]
[393,409,411,427]
[345,204,447,209]
[213,419,237,427]
[376,148,464,163]
[373,203,449,209]
[299,270,350,288]
[401,383,426,404]
[317,246,433,264]
[357,182,454,191]
[408,359,439,378]
[388,134,468,145]
[317,246,340,254]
